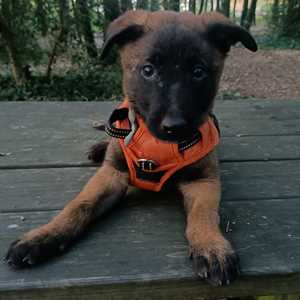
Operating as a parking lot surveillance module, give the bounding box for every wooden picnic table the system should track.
[0,100,300,300]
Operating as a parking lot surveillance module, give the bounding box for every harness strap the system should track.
[105,108,215,152]
[105,108,131,138]
[177,131,202,152]
[105,107,220,187]
[209,112,221,136]
[134,165,165,183]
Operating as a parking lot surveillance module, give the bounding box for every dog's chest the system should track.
[111,105,219,192]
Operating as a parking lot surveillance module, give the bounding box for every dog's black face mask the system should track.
[126,25,218,142]
[101,11,257,142]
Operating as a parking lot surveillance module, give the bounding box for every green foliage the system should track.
[0,0,299,102]
[0,63,122,101]
[2,0,43,63]
[256,34,300,50]
[266,0,300,40]
[89,0,105,32]
[150,0,160,11]
[136,0,149,9]
[217,91,244,100]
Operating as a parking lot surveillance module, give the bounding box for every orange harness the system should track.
[106,100,220,192]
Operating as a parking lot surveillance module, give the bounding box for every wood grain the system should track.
[0,197,299,296]
[0,100,300,299]
[1,100,300,168]
[1,160,300,212]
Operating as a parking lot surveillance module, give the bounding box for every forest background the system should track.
[0,0,299,101]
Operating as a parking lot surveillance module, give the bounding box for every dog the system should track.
[5,10,257,286]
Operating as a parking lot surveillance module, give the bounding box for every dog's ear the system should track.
[101,10,148,59]
[203,12,257,53]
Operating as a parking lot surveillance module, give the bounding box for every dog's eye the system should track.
[141,64,156,79]
[192,66,206,81]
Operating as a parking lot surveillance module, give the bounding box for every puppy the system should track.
[5,10,257,286]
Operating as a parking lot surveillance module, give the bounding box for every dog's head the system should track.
[101,10,257,142]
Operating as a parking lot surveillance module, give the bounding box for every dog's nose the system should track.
[161,115,187,134]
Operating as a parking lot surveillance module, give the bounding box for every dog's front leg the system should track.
[6,159,128,268]
[179,175,239,286]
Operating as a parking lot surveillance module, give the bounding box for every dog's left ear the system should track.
[203,13,257,53]
[101,10,148,59]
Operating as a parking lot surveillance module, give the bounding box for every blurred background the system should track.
[0,0,299,101]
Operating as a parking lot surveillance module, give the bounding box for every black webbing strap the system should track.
[105,108,205,152]
[134,165,165,183]
[177,131,202,152]
[105,108,131,139]
[209,112,221,136]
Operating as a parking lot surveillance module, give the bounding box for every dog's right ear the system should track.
[200,12,257,54]
[101,10,148,59]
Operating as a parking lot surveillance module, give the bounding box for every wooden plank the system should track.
[1,160,300,212]
[219,136,300,162]
[0,100,299,299]
[0,275,300,300]
[0,198,299,297]
[1,135,299,169]
[0,136,102,169]
[1,100,300,168]
[221,160,300,200]
[1,100,300,122]
[219,119,300,137]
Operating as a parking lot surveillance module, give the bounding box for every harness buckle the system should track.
[137,159,158,172]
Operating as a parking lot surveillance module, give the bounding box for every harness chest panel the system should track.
[107,101,220,192]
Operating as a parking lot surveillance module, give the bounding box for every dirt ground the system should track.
[219,47,300,100]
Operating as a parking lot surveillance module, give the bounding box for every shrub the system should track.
[0,63,122,101]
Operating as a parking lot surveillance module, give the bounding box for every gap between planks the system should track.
[1,196,299,214]
[1,157,300,170]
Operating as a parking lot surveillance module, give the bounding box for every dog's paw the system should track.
[87,140,109,163]
[189,241,240,286]
[5,232,68,268]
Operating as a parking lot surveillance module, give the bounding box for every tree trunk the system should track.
[103,0,120,23]
[233,0,237,19]
[198,0,205,13]
[150,0,160,11]
[240,0,249,27]
[0,14,26,85]
[10,0,33,36]
[210,0,214,11]
[71,0,82,42]
[45,28,65,79]
[121,0,133,13]
[244,0,257,30]
[222,0,230,17]
[58,0,70,44]
[76,0,98,58]
[1,0,12,28]
[169,0,180,11]
[189,0,196,13]
[285,0,297,32]
[204,0,209,12]
[162,0,169,9]
[216,0,220,11]
[136,0,149,9]
[282,0,297,35]
[271,0,280,27]
[34,0,48,36]
[45,0,71,78]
